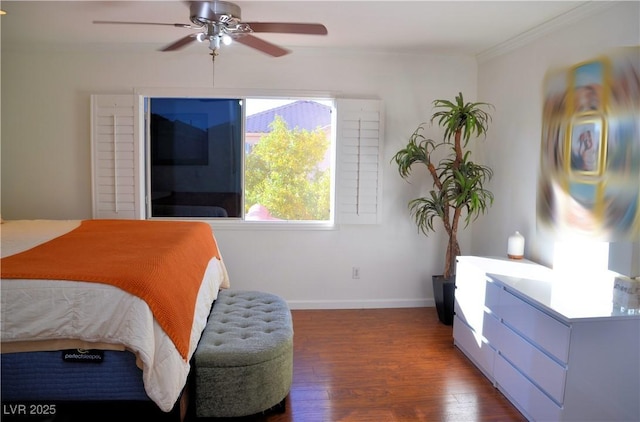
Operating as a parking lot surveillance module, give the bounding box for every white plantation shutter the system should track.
[90,94,144,219]
[335,99,383,224]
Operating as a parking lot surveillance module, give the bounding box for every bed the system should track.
[0,219,230,420]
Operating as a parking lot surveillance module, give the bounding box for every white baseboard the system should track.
[287,298,435,310]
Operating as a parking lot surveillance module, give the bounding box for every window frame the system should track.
[138,88,338,229]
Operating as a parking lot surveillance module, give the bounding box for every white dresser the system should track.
[453,256,640,422]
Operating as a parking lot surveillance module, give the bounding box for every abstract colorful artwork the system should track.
[538,47,639,241]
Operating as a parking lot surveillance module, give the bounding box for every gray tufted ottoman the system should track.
[194,290,293,418]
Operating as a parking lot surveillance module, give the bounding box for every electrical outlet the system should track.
[352,267,360,279]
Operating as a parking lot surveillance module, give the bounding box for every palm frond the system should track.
[431,92,494,145]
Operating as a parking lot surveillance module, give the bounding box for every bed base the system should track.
[0,350,193,422]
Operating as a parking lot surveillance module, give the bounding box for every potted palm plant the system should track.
[392,92,494,325]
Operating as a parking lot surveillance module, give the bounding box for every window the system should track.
[91,94,382,226]
[147,97,333,222]
[243,99,333,222]
[148,98,243,219]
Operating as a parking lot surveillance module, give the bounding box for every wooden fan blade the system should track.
[160,34,198,51]
[244,22,327,35]
[234,34,290,57]
[93,20,194,28]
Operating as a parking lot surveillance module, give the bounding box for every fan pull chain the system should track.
[210,51,217,86]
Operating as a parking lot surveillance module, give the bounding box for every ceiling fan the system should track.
[93,1,328,60]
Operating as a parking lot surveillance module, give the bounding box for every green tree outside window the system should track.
[245,116,330,220]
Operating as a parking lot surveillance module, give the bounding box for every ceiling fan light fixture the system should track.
[93,1,327,59]
[209,36,221,52]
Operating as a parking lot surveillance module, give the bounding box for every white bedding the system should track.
[0,219,230,412]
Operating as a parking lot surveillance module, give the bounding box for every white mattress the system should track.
[0,219,230,412]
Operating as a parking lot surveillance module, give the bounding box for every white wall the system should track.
[1,41,477,308]
[474,1,640,267]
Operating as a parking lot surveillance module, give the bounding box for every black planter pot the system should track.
[432,275,456,325]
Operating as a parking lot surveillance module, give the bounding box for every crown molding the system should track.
[476,1,618,63]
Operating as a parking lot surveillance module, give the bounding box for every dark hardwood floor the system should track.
[196,307,526,422]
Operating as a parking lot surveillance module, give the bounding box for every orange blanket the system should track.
[0,219,221,360]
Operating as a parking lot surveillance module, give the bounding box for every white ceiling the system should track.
[1,1,602,57]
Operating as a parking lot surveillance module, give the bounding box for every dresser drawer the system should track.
[482,309,501,344]
[484,279,502,314]
[494,354,562,422]
[453,315,495,380]
[496,322,567,404]
[497,289,570,363]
